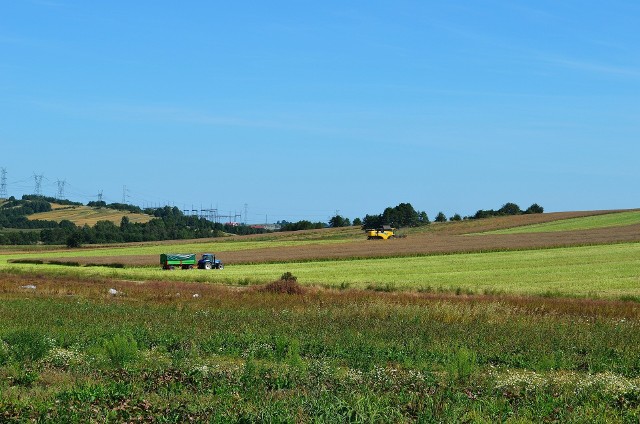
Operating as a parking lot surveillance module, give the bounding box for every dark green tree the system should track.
[329,215,350,227]
[498,203,522,216]
[525,203,544,214]
[66,231,83,248]
[449,213,462,221]
[435,212,447,222]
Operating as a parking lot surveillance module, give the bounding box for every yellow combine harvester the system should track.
[366,225,396,240]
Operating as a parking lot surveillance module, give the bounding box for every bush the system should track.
[103,334,138,368]
[447,347,478,382]
[280,272,297,282]
[258,274,304,295]
[3,330,51,363]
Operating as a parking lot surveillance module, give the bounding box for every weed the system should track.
[0,341,9,366]
[12,368,39,387]
[103,334,138,368]
[447,347,478,382]
[3,329,50,363]
[366,282,397,292]
[619,295,640,303]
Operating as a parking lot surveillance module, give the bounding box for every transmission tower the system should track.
[33,173,44,196]
[56,179,66,199]
[97,190,103,203]
[122,185,130,204]
[0,168,7,198]
[244,203,248,224]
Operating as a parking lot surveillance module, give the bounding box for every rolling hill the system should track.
[27,203,153,226]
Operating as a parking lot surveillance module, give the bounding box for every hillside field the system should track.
[1,209,640,421]
[27,204,153,226]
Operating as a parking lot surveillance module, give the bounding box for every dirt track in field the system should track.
[45,211,640,267]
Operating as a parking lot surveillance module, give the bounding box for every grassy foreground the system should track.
[1,275,639,422]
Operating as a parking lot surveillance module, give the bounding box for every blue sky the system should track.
[1,1,638,223]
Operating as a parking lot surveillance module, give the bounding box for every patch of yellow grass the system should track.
[28,205,152,226]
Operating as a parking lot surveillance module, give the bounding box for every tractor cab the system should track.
[198,253,224,269]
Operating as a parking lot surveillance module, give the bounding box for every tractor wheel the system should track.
[204,262,212,270]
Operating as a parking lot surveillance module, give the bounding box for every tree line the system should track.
[0,198,269,246]
[0,195,544,245]
[327,201,544,228]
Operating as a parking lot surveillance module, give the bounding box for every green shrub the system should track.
[103,334,138,368]
[448,347,478,382]
[3,330,50,363]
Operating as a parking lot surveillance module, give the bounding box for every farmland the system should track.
[487,210,640,234]
[1,209,640,421]
[27,204,153,226]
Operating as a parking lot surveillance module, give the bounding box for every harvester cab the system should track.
[366,225,396,240]
[198,253,224,270]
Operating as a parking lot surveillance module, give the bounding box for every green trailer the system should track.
[160,253,196,270]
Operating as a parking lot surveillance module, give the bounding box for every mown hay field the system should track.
[27,204,153,226]
[4,242,640,298]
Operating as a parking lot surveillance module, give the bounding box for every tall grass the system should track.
[1,279,639,421]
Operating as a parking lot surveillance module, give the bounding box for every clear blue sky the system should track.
[1,1,638,223]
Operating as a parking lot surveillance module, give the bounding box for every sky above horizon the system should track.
[1,1,638,223]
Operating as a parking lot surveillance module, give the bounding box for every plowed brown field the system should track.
[45,211,640,267]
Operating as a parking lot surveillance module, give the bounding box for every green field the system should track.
[486,210,640,234]
[0,238,353,261]
[3,242,640,298]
